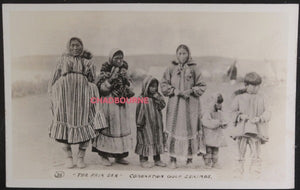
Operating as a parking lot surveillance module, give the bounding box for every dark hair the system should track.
[69,37,83,47]
[68,37,93,60]
[176,44,190,54]
[112,50,124,58]
[217,94,223,104]
[148,79,158,94]
[149,79,158,87]
[244,72,262,86]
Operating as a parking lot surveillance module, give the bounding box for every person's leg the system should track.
[168,156,177,169]
[97,151,112,166]
[62,143,74,168]
[255,138,262,160]
[186,139,193,165]
[249,138,262,174]
[170,156,176,162]
[140,155,150,167]
[237,137,241,155]
[140,155,154,168]
[203,147,213,168]
[239,137,248,160]
[153,154,160,162]
[212,147,220,168]
[186,158,193,165]
[139,155,148,163]
[236,137,248,174]
[255,139,262,172]
[154,154,166,167]
[77,141,89,168]
[115,152,129,165]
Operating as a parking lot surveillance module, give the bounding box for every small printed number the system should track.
[54,171,65,178]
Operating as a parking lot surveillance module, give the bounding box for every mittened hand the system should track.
[238,114,249,122]
[152,93,160,99]
[181,90,192,99]
[176,90,190,99]
[221,117,230,127]
[250,117,260,124]
[173,89,190,99]
[173,89,181,96]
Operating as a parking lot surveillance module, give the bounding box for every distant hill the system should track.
[11,54,235,72]
[10,54,285,98]
[11,54,284,82]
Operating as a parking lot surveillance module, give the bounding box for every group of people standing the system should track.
[48,37,270,175]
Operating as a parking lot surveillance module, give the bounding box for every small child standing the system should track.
[202,93,228,169]
[135,76,167,168]
[231,72,271,175]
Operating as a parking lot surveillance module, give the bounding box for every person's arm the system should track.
[230,96,248,126]
[136,100,146,128]
[98,75,113,96]
[153,93,166,110]
[251,96,271,124]
[96,64,118,95]
[161,66,181,97]
[190,66,207,97]
[85,59,96,83]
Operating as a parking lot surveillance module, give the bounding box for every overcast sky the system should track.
[9,11,289,60]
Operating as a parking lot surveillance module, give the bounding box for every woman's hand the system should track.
[214,120,222,128]
[108,67,119,83]
[182,90,192,99]
[220,123,228,129]
[250,117,260,124]
[238,114,249,122]
[177,90,191,100]
[220,119,229,129]
[152,93,160,99]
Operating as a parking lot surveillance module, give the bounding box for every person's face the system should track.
[176,48,189,64]
[112,54,123,67]
[69,40,83,56]
[148,81,158,95]
[120,68,127,76]
[246,84,260,94]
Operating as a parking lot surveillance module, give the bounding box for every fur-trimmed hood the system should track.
[64,37,93,60]
[172,44,196,66]
[141,75,159,97]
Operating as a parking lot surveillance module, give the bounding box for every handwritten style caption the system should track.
[52,170,214,180]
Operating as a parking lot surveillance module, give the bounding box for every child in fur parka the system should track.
[231,72,271,175]
[135,75,167,168]
[202,93,228,169]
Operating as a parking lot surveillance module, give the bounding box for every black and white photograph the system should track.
[3,4,298,188]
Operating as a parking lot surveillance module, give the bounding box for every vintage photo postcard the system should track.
[3,4,298,189]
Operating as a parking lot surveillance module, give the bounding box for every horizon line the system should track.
[12,54,285,62]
